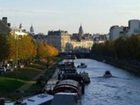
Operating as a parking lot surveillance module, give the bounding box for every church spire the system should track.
[30,25,34,35]
[78,25,84,36]
[19,23,23,29]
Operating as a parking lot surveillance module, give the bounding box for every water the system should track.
[74,59,140,105]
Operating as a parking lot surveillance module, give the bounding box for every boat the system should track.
[4,93,54,105]
[58,60,75,69]
[103,70,112,78]
[51,92,80,105]
[53,79,82,96]
[77,63,87,68]
[79,71,90,84]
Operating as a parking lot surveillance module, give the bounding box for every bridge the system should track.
[59,51,91,59]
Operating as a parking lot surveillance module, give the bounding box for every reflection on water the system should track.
[74,59,140,105]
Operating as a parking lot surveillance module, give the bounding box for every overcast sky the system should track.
[0,0,140,34]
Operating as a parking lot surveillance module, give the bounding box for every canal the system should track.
[74,59,140,105]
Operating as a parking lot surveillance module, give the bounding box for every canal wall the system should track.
[91,56,140,75]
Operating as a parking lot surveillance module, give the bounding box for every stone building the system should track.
[47,26,94,53]
[0,17,11,34]
[47,30,71,52]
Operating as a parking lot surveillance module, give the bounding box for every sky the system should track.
[0,0,140,34]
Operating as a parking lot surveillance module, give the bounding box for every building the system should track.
[47,26,94,53]
[93,34,107,43]
[47,30,71,52]
[10,24,28,37]
[70,40,93,53]
[0,17,11,34]
[33,33,47,42]
[109,25,124,40]
[78,25,84,37]
[127,19,140,36]
[109,19,140,40]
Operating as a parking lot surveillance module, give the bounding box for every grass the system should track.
[0,77,25,95]
[1,67,42,81]
[0,58,61,100]
[0,61,49,99]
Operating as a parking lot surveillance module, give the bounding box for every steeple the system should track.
[30,25,34,34]
[19,23,22,29]
[78,25,84,36]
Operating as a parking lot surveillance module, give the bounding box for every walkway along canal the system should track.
[74,59,140,105]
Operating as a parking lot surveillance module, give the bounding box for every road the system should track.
[74,59,140,105]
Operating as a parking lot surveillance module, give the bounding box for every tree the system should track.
[18,36,36,60]
[7,35,36,63]
[114,37,128,59]
[7,35,16,61]
[0,34,9,61]
[37,41,59,59]
[37,41,49,58]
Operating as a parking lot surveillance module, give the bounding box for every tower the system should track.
[19,23,22,29]
[78,25,84,36]
[30,25,34,34]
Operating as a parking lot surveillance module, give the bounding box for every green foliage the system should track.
[91,35,140,61]
[1,67,42,81]
[0,34,9,61]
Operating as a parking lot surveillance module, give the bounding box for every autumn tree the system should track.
[46,44,59,57]
[36,41,59,64]
[37,41,49,58]
[18,36,36,60]
[7,35,36,63]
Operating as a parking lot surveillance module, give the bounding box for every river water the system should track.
[74,59,140,105]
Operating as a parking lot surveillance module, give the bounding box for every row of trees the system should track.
[0,34,59,64]
[91,35,140,61]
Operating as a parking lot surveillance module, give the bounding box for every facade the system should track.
[0,17,11,34]
[47,30,71,52]
[70,40,93,53]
